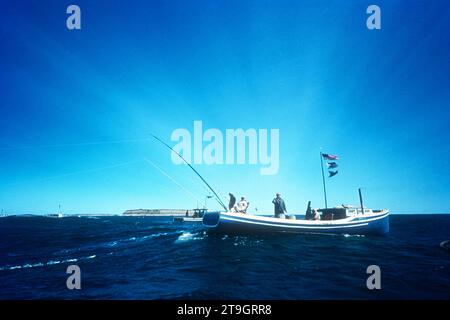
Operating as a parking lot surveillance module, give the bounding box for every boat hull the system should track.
[203,210,389,235]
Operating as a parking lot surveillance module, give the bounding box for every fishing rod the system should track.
[150,134,228,211]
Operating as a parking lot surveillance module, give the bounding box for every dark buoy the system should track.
[440,240,449,251]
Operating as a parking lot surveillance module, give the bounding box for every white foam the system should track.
[343,234,365,238]
[107,241,118,247]
[1,231,180,271]
[175,231,206,243]
[10,266,22,270]
[141,232,170,240]
[0,254,97,271]
[101,231,175,248]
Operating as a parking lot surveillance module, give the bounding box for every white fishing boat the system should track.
[152,135,389,236]
[202,207,389,235]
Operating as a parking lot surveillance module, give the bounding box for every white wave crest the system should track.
[175,231,206,243]
[0,254,97,271]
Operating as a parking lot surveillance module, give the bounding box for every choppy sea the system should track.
[0,214,449,299]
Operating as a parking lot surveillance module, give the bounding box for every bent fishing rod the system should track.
[150,134,228,211]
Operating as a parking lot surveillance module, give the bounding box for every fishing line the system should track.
[144,158,202,205]
[5,160,143,186]
[150,134,228,211]
[0,138,152,151]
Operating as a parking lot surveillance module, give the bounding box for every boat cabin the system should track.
[192,208,208,218]
[312,207,374,220]
[318,208,347,220]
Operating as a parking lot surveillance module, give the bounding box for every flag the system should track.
[322,153,339,160]
[329,170,338,177]
[327,162,338,169]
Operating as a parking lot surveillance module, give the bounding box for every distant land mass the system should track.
[122,209,194,216]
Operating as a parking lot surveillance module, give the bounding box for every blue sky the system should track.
[1,0,449,214]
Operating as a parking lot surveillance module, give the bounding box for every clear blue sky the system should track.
[1,0,449,214]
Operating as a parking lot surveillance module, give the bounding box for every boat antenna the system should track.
[150,134,228,211]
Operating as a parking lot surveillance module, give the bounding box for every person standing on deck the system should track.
[228,193,236,211]
[272,193,287,218]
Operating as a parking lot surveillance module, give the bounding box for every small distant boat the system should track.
[173,208,207,223]
[440,240,450,251]
[47,213,64,218]
[47,205,64,218]
[203,207,389,235]
[174,217,203,223]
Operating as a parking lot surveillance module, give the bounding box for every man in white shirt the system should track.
[233,196,249,213]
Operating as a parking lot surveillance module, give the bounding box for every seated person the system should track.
[233,196,249,213]
[312,208,321,220]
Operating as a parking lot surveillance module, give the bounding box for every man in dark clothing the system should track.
[228,193,236,211]
[272,193,287,218]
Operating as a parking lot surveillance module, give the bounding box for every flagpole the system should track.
[320,152,328,209]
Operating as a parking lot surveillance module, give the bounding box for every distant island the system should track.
[123,209,195,216]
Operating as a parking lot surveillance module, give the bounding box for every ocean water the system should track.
[0,215,449,299]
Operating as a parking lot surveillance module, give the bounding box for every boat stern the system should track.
[352,209,389,235]
[371,209,390,235]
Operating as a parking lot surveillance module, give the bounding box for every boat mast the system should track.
[320,152,328,208]
[358,188,364,214]
[151,134,228,211]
